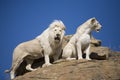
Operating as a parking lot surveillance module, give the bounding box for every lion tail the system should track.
[4,68,12,73]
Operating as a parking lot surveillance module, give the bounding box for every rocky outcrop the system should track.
[14,52,120,80]
[13,35,120,80]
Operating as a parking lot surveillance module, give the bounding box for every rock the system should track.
[14,51,120,80]
[12,35,120,80]
[90,37,101,47]
[90,46,110,60]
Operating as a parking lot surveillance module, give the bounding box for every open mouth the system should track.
[96,29,100,32]
[54,37,60,41]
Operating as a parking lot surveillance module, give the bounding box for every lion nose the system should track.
[56,34,60,37]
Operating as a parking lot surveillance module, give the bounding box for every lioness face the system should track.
[91,18,102,32]
[95,21,102,32]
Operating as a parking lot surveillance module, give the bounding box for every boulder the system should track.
[14,51,120,80]
[12,35,120,80]
[90,46,110,60]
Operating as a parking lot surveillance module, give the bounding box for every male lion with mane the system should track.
[5,20,66,79]
[62,18,102,60]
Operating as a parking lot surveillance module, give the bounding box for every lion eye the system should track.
[59,30,62,32]
[55,29,57,31]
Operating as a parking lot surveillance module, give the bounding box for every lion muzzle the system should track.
[54,34,61,41]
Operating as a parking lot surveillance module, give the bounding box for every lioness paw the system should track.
[66,58,76,61]
[42,63,52,68]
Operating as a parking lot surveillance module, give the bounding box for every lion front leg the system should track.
[76,42,83,60]
[42,54,52,68]
[85,44,91,60]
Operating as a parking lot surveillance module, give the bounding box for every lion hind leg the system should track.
[63,48,76,61]
[26,59,37,71]
[10,58,23,79]
[62,47,73,59]
[10,71,15,80]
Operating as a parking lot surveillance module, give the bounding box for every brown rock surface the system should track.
[90,46,110,60]
[14,51,120,80]
[12,35,120,80]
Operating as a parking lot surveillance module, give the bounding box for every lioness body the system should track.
[62,18,102,60]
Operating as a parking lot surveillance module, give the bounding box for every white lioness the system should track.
[62,18,102,60]
[5,20,66,79]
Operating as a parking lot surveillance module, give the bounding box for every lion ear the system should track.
[59,20,66,30]
[62,26,66,30]
[91,18,96,24]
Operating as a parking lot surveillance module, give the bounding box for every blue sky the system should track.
[0,0,120,80]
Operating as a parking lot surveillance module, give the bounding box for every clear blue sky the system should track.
[0,0,120,80]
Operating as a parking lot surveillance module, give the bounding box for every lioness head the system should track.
[49,20,66,43]
[90,18,102,32]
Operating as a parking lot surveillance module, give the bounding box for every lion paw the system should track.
[86,58,91,60]
[78,57,83,60]
[42,63,52,68]
[32,69,37,71]
[66,58,76,61]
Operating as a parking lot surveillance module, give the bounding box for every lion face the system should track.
[49,20,66,43]
[91,18,102,32]
[53,27,63,42]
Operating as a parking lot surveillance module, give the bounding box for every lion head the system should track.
[90,18,102,32]
[49,20,66,43]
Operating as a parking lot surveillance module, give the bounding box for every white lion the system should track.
[5,20,66,79]
[62,18,102,60]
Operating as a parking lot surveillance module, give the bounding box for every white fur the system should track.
[62,18,102,60]
[36,20,66,67]
[5,39,44,79]
[5,20,66,79]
